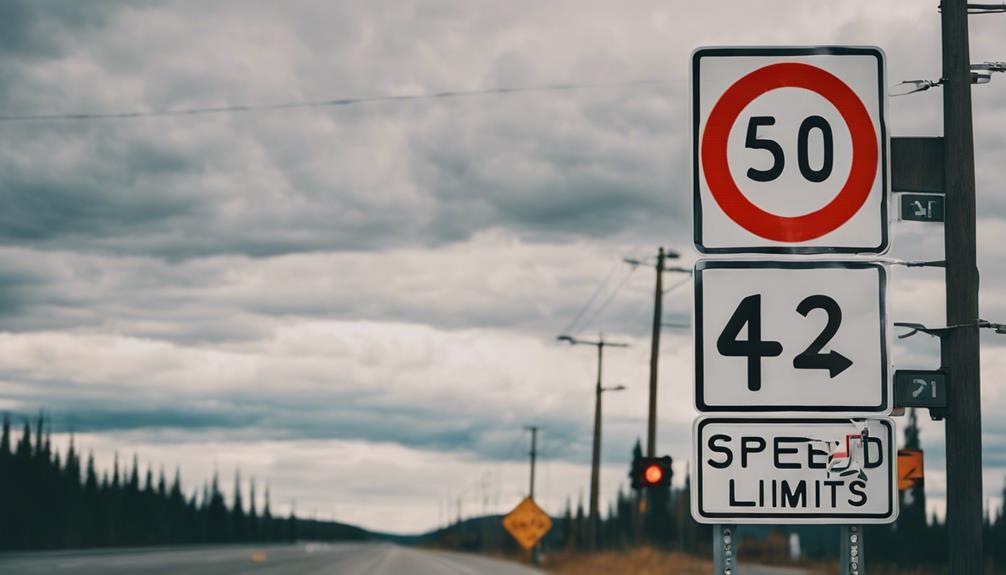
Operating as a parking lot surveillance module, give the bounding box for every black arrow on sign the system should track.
[793,348,853,378]
[793,294,853,378]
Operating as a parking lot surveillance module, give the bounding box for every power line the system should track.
[560,258,623,336]
[0,79,668,123]
[662,275,691,296]
[577,264,639,333]
[562,246,652,337]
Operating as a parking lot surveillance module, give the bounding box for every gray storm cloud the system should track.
[1,0,1006,532]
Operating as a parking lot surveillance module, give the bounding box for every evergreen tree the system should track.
[83,453,101,547]
[65,436,81,485]
[206,473,229,542]
[263,485,277,540]
[231,471,246,541]
[112,453,121,489]
[574,494,586,551]
[0,416,11,550]
[13,420,33,549]
[0,415,10,455]
[560,498,573,549]
[168,468,185,543]
[288,503,299,542]
[248,478,260,541]
[34,413,44,458]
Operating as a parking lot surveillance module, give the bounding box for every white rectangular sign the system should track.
[695,260,890,415]
[692,417,898,524]
[692,46,888,254]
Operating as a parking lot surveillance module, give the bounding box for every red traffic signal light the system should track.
[631,456,673,489]
[644,463,664,484]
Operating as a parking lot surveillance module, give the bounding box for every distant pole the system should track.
[556,333,627,551]
[526,426,538,498]
[646,248,665,458]
[589,338,604,550]
[527,426,541,565]
[941,0,984,571]
[630,245,682,457]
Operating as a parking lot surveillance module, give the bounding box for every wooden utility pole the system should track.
[558,333,628,550]
[526,425,541,565]
[646,248,665,458]
[526,426,538,498]
[589,340,604,550]
[941,0,984,570]
[627,246,683,458]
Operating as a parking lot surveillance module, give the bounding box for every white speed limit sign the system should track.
[694,260,890,415]
[692,47,888,254]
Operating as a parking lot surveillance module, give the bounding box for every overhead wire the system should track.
[560,257,623,336]
[662,275,692,297]
[577,263,639,334]
[0,79,668,123]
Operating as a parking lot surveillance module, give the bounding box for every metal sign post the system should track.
[712,525,736,574]
[839,525,865,575]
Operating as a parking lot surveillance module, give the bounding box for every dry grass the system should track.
[543,547,712,575]
[540,548,1006,575]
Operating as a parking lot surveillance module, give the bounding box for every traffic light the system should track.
[631,456,673,489]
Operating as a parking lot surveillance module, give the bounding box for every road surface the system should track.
[0,543,545,575]
[745,566,818,575]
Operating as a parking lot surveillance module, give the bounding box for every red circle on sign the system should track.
[701,62,878,242]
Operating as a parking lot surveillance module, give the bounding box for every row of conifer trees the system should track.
[0,413,366,551]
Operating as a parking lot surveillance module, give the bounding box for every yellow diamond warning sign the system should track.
[502,496,552,550]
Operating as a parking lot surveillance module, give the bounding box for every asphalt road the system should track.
[0,543,545,575]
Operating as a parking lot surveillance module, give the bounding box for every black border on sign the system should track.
[694,259,889,413]
[695,417,896,520]
[691,46,889,255]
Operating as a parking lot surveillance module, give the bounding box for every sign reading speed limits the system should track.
[692,418,897,524]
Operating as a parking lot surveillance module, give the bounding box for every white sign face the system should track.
[692,417,898,524]
[695,260,890,415]
[692,47,888,254]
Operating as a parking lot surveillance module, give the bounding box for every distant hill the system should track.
[418,515,524,553]
[293,517,376,542]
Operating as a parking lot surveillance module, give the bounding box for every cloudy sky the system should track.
[1,0,1006,534]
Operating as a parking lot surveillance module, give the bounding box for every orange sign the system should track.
[502,496,552,550]
[898,449,924,491]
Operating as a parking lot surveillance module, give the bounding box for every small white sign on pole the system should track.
[692,417,898,524]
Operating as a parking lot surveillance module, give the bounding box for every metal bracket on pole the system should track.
[840,525,865,575]
[712,525,736,574]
